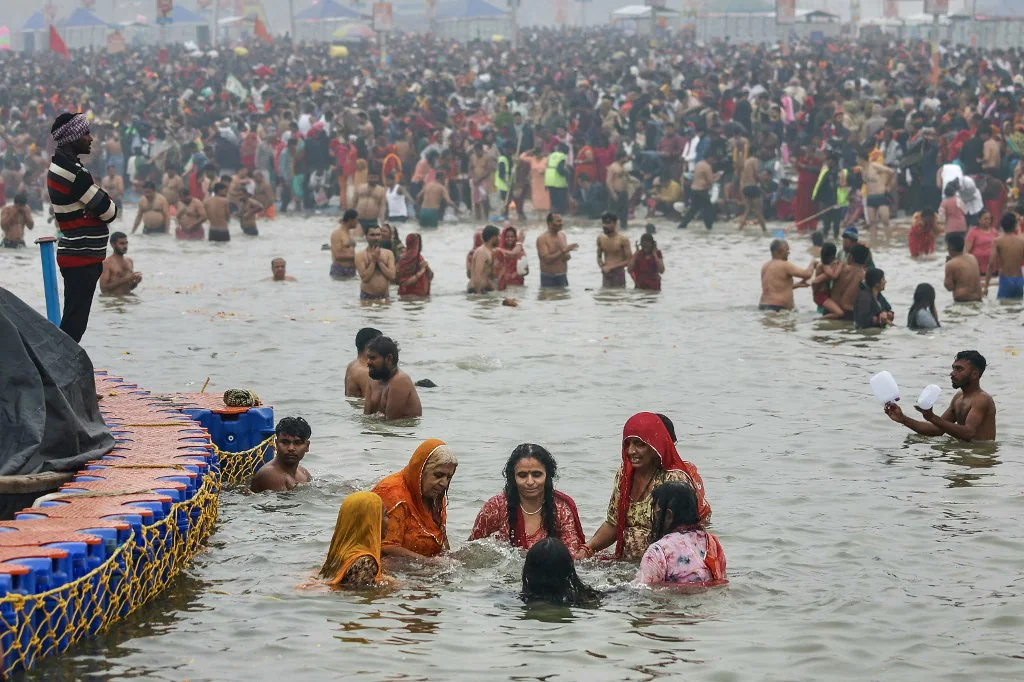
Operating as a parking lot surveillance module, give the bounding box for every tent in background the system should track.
[433,0,508,41]
[295,0,365,42]
[60,7,112,49]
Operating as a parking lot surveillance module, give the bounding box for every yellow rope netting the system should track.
[0,434,274,676]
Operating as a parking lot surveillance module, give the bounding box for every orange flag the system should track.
[254,17,272,43]
[49,25,70,60]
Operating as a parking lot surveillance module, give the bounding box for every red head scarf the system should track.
[615,412,711,558]
[397,232,423,281]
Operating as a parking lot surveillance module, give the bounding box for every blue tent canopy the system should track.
[22,12,46,31]
[64,8,111,29]
[169,4,207,25]
[974,0,1024,18]
[435,0,506,20]
[295,0,362,21]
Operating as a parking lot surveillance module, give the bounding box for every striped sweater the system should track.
[47,150,118,268]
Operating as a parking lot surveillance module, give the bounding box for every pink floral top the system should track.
[635,530,714,586]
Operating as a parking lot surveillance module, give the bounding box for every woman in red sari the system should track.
[794,143,822,232]
[574,140,598,186]
[493,226,526,290]
[469,444,586,556]
[581,412,711,561]
[397,233,433,297]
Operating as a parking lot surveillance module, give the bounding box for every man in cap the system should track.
[841,227,875,269]
[47,112,119,343]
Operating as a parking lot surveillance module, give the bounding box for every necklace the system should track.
[520,503,543,516]
[631,472,657,503]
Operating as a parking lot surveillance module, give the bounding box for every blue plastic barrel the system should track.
[182,406,275,453]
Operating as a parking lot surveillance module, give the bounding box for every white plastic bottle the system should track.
[917,385,942,410]
[870,371,900,405]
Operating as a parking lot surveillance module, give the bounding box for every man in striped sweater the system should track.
[48,113,118,343]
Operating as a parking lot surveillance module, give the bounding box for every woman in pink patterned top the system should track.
[635,481,727,587]
[469,444,586,555]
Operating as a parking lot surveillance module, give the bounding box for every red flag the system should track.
[254,17,272,43]
[49,25,70,60]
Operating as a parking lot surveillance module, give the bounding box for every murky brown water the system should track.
[4,208,1024,681]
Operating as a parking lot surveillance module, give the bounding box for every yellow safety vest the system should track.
[494,156,510,192]
[544,152,568,189]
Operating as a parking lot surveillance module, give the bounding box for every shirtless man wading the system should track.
[596,212,632,288]
[132,182,170,235]
[985,213,1024,299]
[330,209,359,280]
[355,174,387,234]
[204,182,231,242]
[469,224,500,293]
[345,327,382,398]
[885,350,996,442]
[759,239,815,311]
[100,232,142,296]
[536,213,577,288]
[943,232,983,302]
[356,224,396,301]
[416,171,458,229]
[0,194,34,248]
[249,417,313,493]
[363,336,422,420]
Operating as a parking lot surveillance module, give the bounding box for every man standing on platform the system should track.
[47,113,118,343]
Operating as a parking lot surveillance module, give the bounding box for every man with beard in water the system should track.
[596,212,631,288]
[250,417,314,493]
[345,327,381,398]
[364,336,422,420]
[356,224,396,301]
[884,350,996,442]
[100,232,142,296]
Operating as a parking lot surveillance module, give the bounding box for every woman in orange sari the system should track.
[372,439,458,559]
[574,140,597,186]
[319,491,390,587]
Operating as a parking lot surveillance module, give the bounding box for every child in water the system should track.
[810,242,844,317]
[634,482,727,587]
[521,538,599,606]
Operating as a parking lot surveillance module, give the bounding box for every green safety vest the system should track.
[544,152,568,189]
[494,156,510,192]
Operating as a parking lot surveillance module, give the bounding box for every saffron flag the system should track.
[49,25,70,60]
[254,17,272,43]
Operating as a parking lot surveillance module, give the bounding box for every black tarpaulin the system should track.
[0,287,112,475]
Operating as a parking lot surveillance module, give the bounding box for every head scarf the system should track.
[52,113,90,147]
[372,439,458,558]
[397,232,424,282]
[319,491,384,585]
[615,412,711,558]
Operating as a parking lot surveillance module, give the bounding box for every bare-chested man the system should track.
[161,168,185,207]
[132,182,170,235]
[100,232,142,296]
[355,224,396,301]
[758,239,815,311]
[330,209,358,279]
[345,327,382,398]
[597,211,632,288]
[0,194,33,248]
[985,213,1024,299]
[355,174,387,234]
[227,167,251,207]
[268,258,296,282]
[249,417,313,493]
[885,350,996,442]
[363,336,422,420]
[536,213,577,288]
[824,243,870,319]
[861,149,897,244]
[469,224,500,293]
[416,170,458,229]
[101,165,124,218]
[176,188,207,240]
[469,142,493,219]
[252,171,276,211]
[205,182,232,242]
[943,232,983,302]
[738,153,766,232]
[606,151,630,228]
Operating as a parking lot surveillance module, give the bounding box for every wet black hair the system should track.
[651,481,701,540]
[601,211,618,224]
[482,224,500,243]
[865,268,885,289]
[850,243,871,265]
[275,416,311,442]
[955,350,986,377]
[907,283,939,329]
[1000,213,1017,232]
[655,414,677,443]
[945,231,965,253]
[503,444,559,547]
[143,181,156,190]
[811,231,825,247]
[367,335,400,366]
[821,242,838,265]
[521,538,599,606]
[342,208,359,223]
[944,183,957,198]
[109,232,127,244]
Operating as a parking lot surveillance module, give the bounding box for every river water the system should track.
[4,209,1024,681]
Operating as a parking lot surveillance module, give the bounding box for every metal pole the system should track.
[289,0,297,47]
[35,237,61,327]
[213,0,220,47]
[510,0,518,50]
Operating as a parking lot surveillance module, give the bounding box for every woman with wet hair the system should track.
[635,482,727,587]
[521,538,599,606]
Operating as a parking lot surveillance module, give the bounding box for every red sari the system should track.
[795,155,821,232]
[630,249,662,291]
[907,212,937,258]
[397,233,431,297]
[468,491,586,555]
[615,412,711,558]
[574,145,598,184]
[494,226,525,289]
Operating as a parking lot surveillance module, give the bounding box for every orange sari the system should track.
[372,439,456,557]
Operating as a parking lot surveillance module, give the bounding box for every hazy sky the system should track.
[4,0,978,37]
